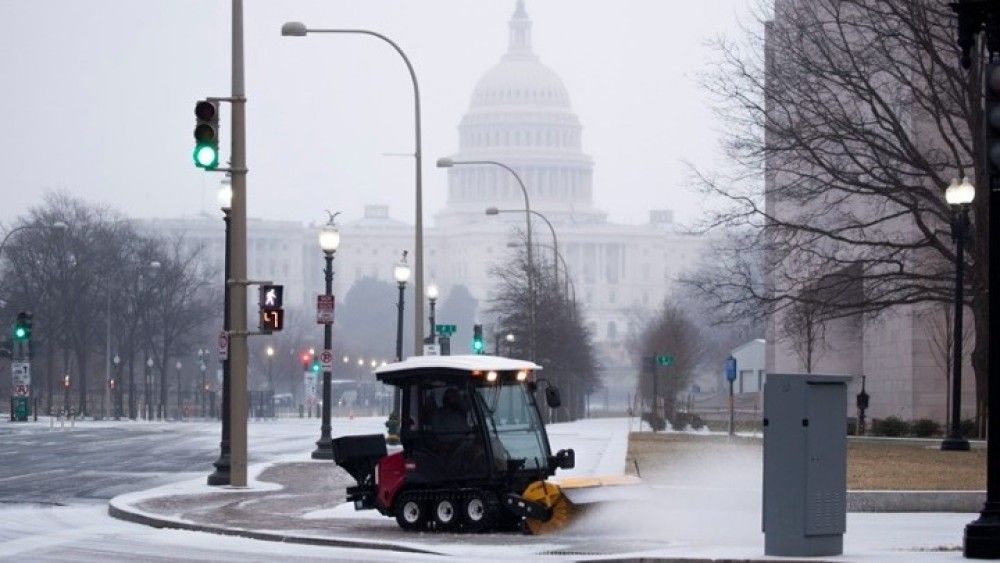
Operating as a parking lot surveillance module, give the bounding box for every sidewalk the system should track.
[108,418,973,561]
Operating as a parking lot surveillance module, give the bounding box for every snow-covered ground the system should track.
[0,415,980,561]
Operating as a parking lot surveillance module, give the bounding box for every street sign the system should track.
[11,361,30,387]
[316,295,335,325]
[13,384,28,397]
[218,330,229,361]
[319,349,334,370]
[725,356,738,383]
[303,372,318,403]
[657,355,674,366]
[423,343,440,356]
[435,324,457,335]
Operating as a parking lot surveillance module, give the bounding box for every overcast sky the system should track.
[0,0,755,229]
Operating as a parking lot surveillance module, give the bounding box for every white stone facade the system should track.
[141,2,708,407]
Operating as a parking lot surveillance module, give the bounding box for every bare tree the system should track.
[487,248,600,422]
[632,300,709,423]
[695,0,988,411]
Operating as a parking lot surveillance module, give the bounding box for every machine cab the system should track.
[375,356,569,486]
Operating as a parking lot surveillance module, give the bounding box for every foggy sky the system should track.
[0,1,754,228]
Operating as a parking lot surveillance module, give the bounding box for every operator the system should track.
[436,387,471,434]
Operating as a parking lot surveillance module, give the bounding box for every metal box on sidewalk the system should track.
[763,373,850,557]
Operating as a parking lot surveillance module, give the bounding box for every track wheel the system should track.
[433,497,458,530]
[521,480,574,535]
[462,494,493,532]
[395,494,426,531]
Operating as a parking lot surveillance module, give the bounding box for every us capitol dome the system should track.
[435,0,605,227]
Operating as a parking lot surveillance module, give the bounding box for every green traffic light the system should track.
[13,326,27,340]
[472,339,484,353]
[311,361,321,373]
[194,143,219,168]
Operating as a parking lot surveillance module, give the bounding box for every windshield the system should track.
[475,383,548,470]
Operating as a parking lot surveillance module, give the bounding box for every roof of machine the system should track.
[374,355,542,381]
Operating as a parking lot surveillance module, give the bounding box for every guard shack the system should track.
[762,373,850,557]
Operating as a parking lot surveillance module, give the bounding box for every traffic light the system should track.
[12,312,31,341]
[193,99,220,169]
[258,284,285,333]
[472,324,484,354]
[63,375,70,388]
[311,359,321,373]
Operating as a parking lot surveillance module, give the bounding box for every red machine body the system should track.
[376,451,408,513]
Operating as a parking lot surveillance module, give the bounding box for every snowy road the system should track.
[0,418,452,561]
[0,419,320,505]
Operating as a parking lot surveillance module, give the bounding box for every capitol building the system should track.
[142,1,707,407]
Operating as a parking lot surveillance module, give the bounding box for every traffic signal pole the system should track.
[228,0,249,488]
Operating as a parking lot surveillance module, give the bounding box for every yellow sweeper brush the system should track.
[520,475,644,534]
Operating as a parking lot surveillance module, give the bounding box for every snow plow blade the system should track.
[520,475,644,535]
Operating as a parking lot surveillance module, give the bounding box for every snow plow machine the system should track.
[331,355,639,534]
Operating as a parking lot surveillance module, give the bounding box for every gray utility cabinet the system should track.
[762,374,850,557]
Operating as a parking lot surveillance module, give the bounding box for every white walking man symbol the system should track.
[264,288,278,307]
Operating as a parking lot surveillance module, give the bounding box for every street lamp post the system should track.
[487,206,558,290]
[282,22,425,355]
[951,4,1000,555]
[198,350,207,418]
[394,253,411,362]
[112,354,122,420]
[426,283,439,348]
[942,177,974,452]
[174,360,183,421]
[144,357,153,421]
[388,253,411,444]
[313,217,341,460]
[439,157,534,360]
[208,179,233,486]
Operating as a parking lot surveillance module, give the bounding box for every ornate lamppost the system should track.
[942,177,975,452]
[387,252,411,444]
[312,214,341,460]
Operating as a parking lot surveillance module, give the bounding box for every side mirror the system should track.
[545,386,561,408]
[551,448,575,470]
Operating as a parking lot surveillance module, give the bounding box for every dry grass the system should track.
[627,432,986,490]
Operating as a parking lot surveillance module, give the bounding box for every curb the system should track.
[107,499,441,556]
[848,490,986,512]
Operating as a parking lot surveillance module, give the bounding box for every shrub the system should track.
[641,412,666,432]
[689,414,705,430]
[670,412,691,430]
[961,418,979,439]
[872,416,909,437]
[911,418,941,438]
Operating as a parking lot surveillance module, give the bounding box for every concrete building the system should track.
[762,0,975,423]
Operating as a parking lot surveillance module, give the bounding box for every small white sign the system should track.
[423,344,440,356]
[13,384,29,397]
[303,372,318,403]
[319,349,334,370]
[218,331,229,361]
[11,362,30,387]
